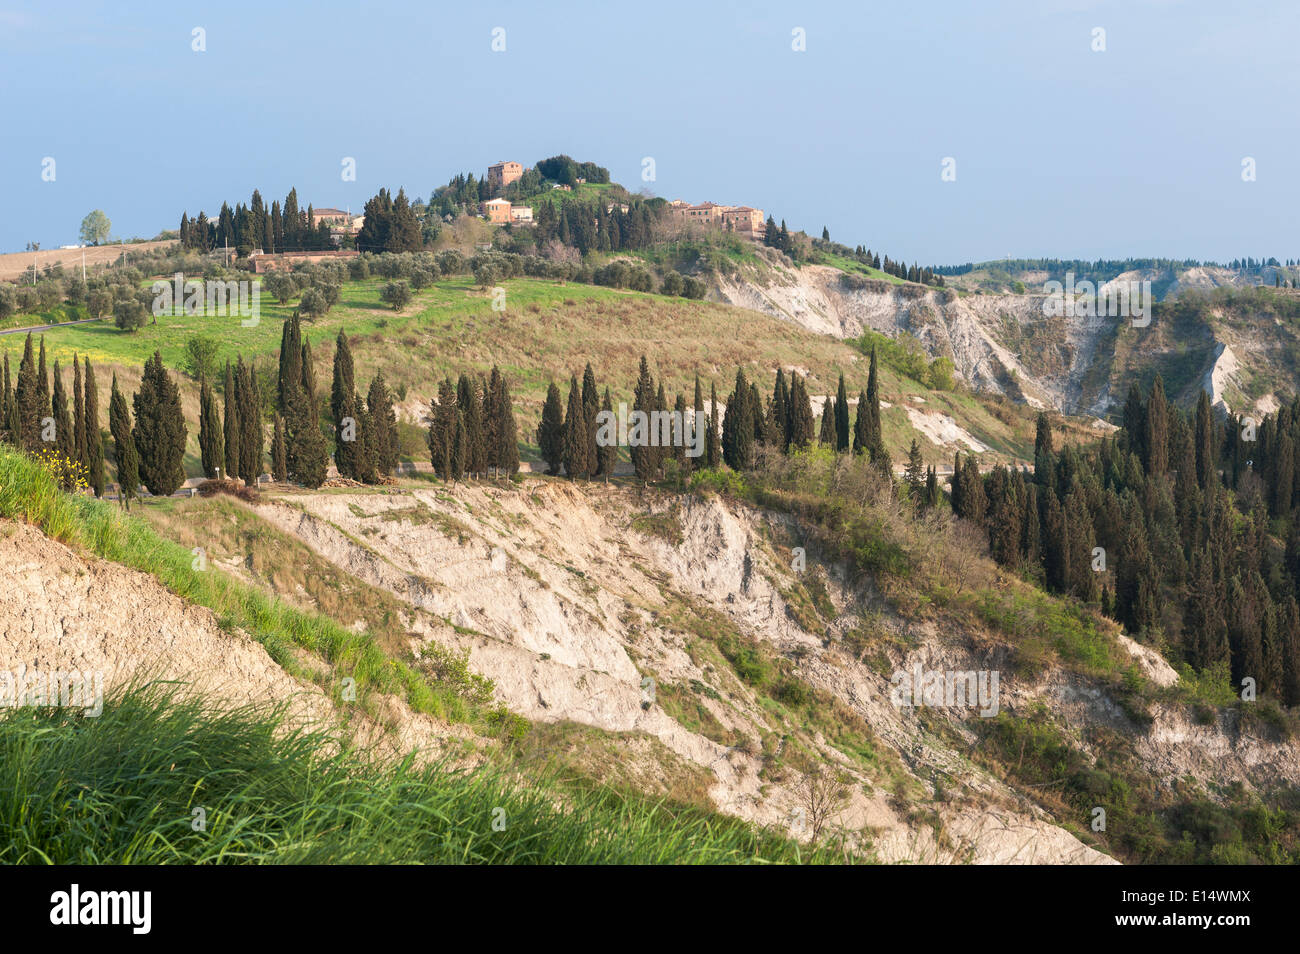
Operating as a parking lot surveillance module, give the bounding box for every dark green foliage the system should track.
[271,413,287,482]
[833,374,850,452]
[599,388,618,481]
[132,351,187,497]
[367,372,398,477]
[493,370,519,477]
[72,356,86,471]
[236,357,261,484]
[537,382,565,475]
[457,375,486,478]
[83,358,103,497]
[630,357,656,482]
[562,377,590,479]
[15,334,41,452]
[722,369,754,471]
[108,374,138,508]
[51,361,73,461]
[198,375,223,479]
[220,361,239,482]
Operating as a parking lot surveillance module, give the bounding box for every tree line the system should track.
[954,380,1300,706]
[1,334,104,495]
[179,186,334,255]
[528,348,941,496]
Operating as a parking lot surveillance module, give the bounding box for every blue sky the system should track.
[1,0,1296,264]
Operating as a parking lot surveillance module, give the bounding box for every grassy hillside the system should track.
[1,273,1075,470]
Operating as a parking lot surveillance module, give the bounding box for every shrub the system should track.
[113,299,147,331]
[380,280,412,311]
[197,477,260,503]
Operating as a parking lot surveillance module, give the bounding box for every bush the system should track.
[113,299,147,332]
[380,280,412,311]
[197,478,260,503]
[298,287,329,320]
[182,334,221,381]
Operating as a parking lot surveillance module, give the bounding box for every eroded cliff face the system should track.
[8,474,1298,864]
[708,253,1291,418]
[227,480,1297,862]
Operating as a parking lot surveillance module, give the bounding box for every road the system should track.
[0,317,101,337]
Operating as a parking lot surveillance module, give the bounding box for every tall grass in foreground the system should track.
[0,684,852,864]
[0,447,515,732]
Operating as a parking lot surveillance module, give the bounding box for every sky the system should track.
[1,0,1296,265]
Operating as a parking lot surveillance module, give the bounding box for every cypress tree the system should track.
[924,466,940,511]
[693,375,704,455]
[599,388,618,481]
[1144,373,1169,476]
[109,374,139,510]
[198,374,223,479]
[865,347,885,461]
[450,410,468,481]
[852,390,870,456]
[722,369,753,471]
[747,382,763,446]
[659,382,673,477]
[1021,483,1041,566]
[84,357,103,497]
[538,382,565,475]
[235,356,259,483]
[426,381,452,480]
[368,371,398,477]
[950,452,965,517]
[483,370,501,476]
[962,454,986,523]
[630,357,656,482]
[51,360,73,461]
[818,399,835,447]
[15,333,40,451]
[72,354,86,470]
[271,413,287,482]
[904,439,925,496]
[767,369,789,449]
[563,376,590,479]
[582,363,600,475]
[788,373,815,449]
[331,331,360,478]
[457,374,486,478]
[706,382,721,468]
[132,351,187,497]
[222,360,239,481]
[1,354,16,446]
[36,336,50,426]
[673,393,689,470]
[1194,389,1215,490]
[334,389,361,480]
[354,399,378,483]
[1122,381,1146,462]
[833,374,850,452]
[1033,411,1054,485]
[494,371,519,477]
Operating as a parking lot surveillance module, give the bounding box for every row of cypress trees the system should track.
[5,319,528,500]
[0,333,105,495]
[426,366,519,480]
[533,347,895,482]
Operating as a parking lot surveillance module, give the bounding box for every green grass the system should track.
[0,682,854,864]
